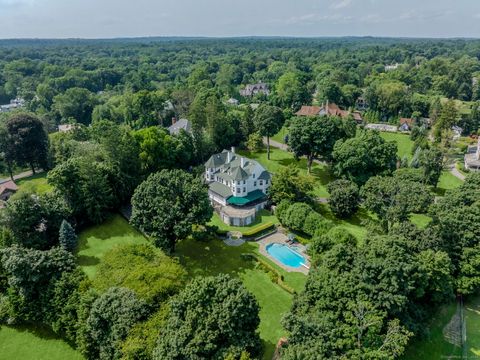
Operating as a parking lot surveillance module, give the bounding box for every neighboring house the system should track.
[356,97,368,111]
[168,118,191,135]
[240,83,270,97]
[0,180,18,203]
[399,118,414,132]
[452,126,463,141]
[464,137,480,171]
[227,98,239,106]
[295,102,362,122]
[58,124,78,133]
[385,63,400,71]
[0,97,25,113]
[205,147,271,226]
[365,123,398,132]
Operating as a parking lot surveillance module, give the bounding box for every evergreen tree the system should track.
[59,220,77,252]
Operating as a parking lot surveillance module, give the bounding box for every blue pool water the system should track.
[266,243,306,268]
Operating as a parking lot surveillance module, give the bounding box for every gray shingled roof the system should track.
[209,182,233,198]
[168,119,191,135]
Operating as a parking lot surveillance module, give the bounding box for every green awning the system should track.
[227,190,266,206]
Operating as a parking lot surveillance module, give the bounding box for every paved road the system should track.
[0,169,44,184]
[448,164,466,181]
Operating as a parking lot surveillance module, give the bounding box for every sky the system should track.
[0,0,479,39]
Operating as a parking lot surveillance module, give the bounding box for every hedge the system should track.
[242,222,275,238]
[241,253,296,294]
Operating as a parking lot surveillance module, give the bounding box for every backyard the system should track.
[14,172,52,196]
[74,214,307,360]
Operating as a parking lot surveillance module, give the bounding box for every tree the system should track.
[246,132,263,151]
[268,167,314,204]
[80,287,148,360]
[48,157,115,225]
[1,192,68,250]
[153,274,261,360]
[288,116,349,173]
[275,72,310,109]
[52,87,97,125]
[361,175,433,231]
[58,220,77,252]
[434,99,458,142]
[327,179,360,218]
[93,244,186,305]
[282,202,312,232]
[332,130,398,185]
[417,147,443,187]
[253,104,284,160]
[130,170,213,253]
[5,113,49,173]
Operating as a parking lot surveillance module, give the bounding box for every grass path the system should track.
[0,324,84,360]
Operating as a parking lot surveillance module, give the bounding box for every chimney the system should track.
[231,146,235,154]
[172,117,177,125]
[241,157,245,168]
[477,137,480,160]
[227,151,231,163]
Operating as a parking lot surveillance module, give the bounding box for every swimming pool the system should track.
[266,243,306,268]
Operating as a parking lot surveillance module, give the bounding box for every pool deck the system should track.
[257,232,310,274]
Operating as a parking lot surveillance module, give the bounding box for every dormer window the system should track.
[253,174,255,178]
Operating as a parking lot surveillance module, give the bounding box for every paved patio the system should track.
[257,232,310,274]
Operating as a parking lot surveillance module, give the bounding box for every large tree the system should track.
[52,87,97,125]
[332,130,398,185]
[5,113,49,173]
[154,274,261,360]
[130,169,212,253]
[327,179,360,218]
[289,115,352,173]
[253,104,284,160]
[268,166,314,204]
[275,71,310,109]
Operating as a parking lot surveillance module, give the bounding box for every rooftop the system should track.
[168,118,191,135]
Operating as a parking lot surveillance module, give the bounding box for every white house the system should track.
[240,83,270,97]
[0,98,25,113]
[205,148,271,226]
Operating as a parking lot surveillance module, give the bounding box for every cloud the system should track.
[329,0,352,10]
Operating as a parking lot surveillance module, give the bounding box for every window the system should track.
[236,188,240,193]
[243,180,246,184]
[254,181,257,187]
[253,174,255,178]
[259,180,263,185]
[237,181,241,185]
[243,187,246,193]
[266,179,269,184]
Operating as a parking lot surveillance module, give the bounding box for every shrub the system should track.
[242,222,275,238]
[274,200,292,224]
[303,212,332,236]
[283,203,312,231]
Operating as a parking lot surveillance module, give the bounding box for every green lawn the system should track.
[208,209,279,234]
[175,237,307,360]
[403,294,480,360]
[14,172,52,196]
[465,294,480,356]
[410,213,433,229]
[239,147,333,198]
[435,171,464,196]
[271,126,289,144]
[77,214,148,279]
[379,132,415,160]
[0,324,84,360]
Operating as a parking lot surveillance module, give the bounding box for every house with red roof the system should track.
[295,101,363,123]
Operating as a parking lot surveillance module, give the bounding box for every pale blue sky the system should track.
[0,0,479,39]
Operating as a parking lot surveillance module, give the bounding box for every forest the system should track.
[0,37,479,360]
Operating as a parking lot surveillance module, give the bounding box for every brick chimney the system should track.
[231,146,235,153]
[241,157,245,168]
[172,117,177,125]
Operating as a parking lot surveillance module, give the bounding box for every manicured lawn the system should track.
[465,294,480,356]
[238,148,333,198]
[271,126,289,144]
[379,132,415,160]
[410,213,433,229]
[77,214,148,279]
[0,324,84,360]
[175,237,307,360]
[208,209,279,234]
[15,172,52,195]
[402,301,462,360]
[435,171,464,196]
[403,294,480,360]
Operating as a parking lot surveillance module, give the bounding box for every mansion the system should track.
[205,148,271,226]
